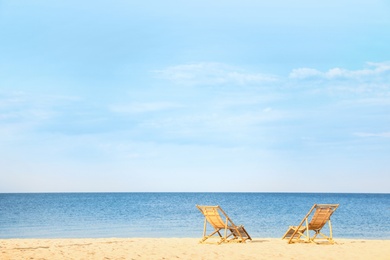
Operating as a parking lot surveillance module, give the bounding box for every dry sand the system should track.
[1,238,389,260]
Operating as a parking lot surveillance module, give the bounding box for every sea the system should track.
[0,193,389,239]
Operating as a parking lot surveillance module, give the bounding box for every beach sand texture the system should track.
[1,238,390,260]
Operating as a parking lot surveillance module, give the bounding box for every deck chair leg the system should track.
[200,229,221,243]
[305,218,311,242]
[203,218,207,237]
[224,217,228,241]
[236,228,243,242]
[311,230,319,242]
[288,228,300,244]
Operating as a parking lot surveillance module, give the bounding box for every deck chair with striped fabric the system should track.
[196,205,252,244]
[282,204,339,244]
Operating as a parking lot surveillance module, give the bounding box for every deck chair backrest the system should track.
[308,204,338,230]
[197,205,235,229]
[203,206,226,229]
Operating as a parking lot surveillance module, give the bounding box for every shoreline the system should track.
[1,238,390,259]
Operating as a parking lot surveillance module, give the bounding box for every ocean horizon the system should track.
[1,192,389,239]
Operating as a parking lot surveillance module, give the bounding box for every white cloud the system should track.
[154,62,278,86]
[0,91,84,140]
[354,132,390,138]
[288,61,390,95]
[288,68,323,79]
[3,92,81,117]
[289,61,390,80]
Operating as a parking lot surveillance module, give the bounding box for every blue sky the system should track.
[1,1,389,192]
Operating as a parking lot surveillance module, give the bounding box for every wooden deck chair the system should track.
[196,205,252,244]
[282,204,339,244]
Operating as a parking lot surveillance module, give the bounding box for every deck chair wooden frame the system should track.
[282,204,339,244]
[196,205,252,244]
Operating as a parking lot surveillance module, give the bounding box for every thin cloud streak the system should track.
[289,61,390,80]
[154,62,279,86]
[354,132,390,138]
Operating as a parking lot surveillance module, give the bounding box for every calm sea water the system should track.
[0,193,389,239]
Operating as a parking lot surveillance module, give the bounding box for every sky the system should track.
[1,0,389,193]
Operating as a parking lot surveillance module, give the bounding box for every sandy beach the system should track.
[1,238,389,260]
